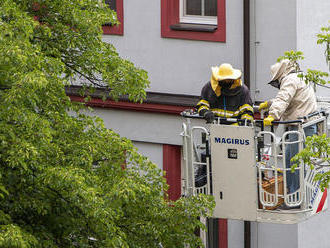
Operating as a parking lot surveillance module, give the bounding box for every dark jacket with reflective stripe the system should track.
[197,81,253,120]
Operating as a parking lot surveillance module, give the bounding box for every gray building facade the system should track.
[69,0,330,247]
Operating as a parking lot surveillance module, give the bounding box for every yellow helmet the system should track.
[211,63,242,81]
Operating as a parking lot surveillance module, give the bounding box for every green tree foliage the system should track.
[278,22,330,88]
[277,50,305,71]
[292,134,330,190]
[0,0,214,247]
[317,23,330,70]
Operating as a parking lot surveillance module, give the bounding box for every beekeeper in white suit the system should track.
[259,59,317,204]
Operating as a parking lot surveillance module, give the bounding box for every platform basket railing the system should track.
[181,118,211,197]
[256,131,280,208]
[281,129,305,207]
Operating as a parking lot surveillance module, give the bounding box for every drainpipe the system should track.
[243,1,251,248]
[244,0,250,89]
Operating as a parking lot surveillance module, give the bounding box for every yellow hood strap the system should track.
[211,76,221,97]
[211,78,242,97]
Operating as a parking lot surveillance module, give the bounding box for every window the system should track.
[102,0,124,35]
[106,0,116,10]
[161,0,225,42]
[180,0,217,25]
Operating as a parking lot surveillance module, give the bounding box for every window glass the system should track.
[185,0,217,17]
[105,0,116,11]
[205,0,217,16]
[186,0,202,16]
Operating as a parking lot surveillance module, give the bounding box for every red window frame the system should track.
[163,144,228,248]
[163,144,181,201]
[161,0,226,42]
[102,0,124,35]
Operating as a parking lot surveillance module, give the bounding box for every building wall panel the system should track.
[103,0,244,96]
[297,0,330,98]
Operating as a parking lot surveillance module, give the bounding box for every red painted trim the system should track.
[103,0,124,35]
[316,188,327,213]
[69,95,188,115]
[161,0,226,42]
[163,144,182,201]
[218,218,228,248]
[69,95,262,121]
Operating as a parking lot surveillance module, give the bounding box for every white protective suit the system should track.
[269,62,317,121]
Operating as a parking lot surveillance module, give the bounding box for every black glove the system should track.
[204,111,215,123]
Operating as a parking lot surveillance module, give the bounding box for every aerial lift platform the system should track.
[181,110,329,226]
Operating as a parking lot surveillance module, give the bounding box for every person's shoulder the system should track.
[201,81,212,90]
[281,73,301,88]
[284,73,299,82]
[241,83,248,90]
[240,83,250,93]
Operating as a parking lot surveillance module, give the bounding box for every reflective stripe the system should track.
[239,104,254,113]
[197,99,210,107]
[212,110,231,117]
[211,110,236,118]
[241,114,254,120]
[200,104,253,118]
[211,108,240,117]
[216,109,235,114]
[198,105,209,112]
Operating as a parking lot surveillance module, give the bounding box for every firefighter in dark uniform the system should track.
[195,63,254,187]
[196,64,254,246]
[197,63,254,124]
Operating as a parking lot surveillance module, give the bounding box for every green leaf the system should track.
[0,0,213,246]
